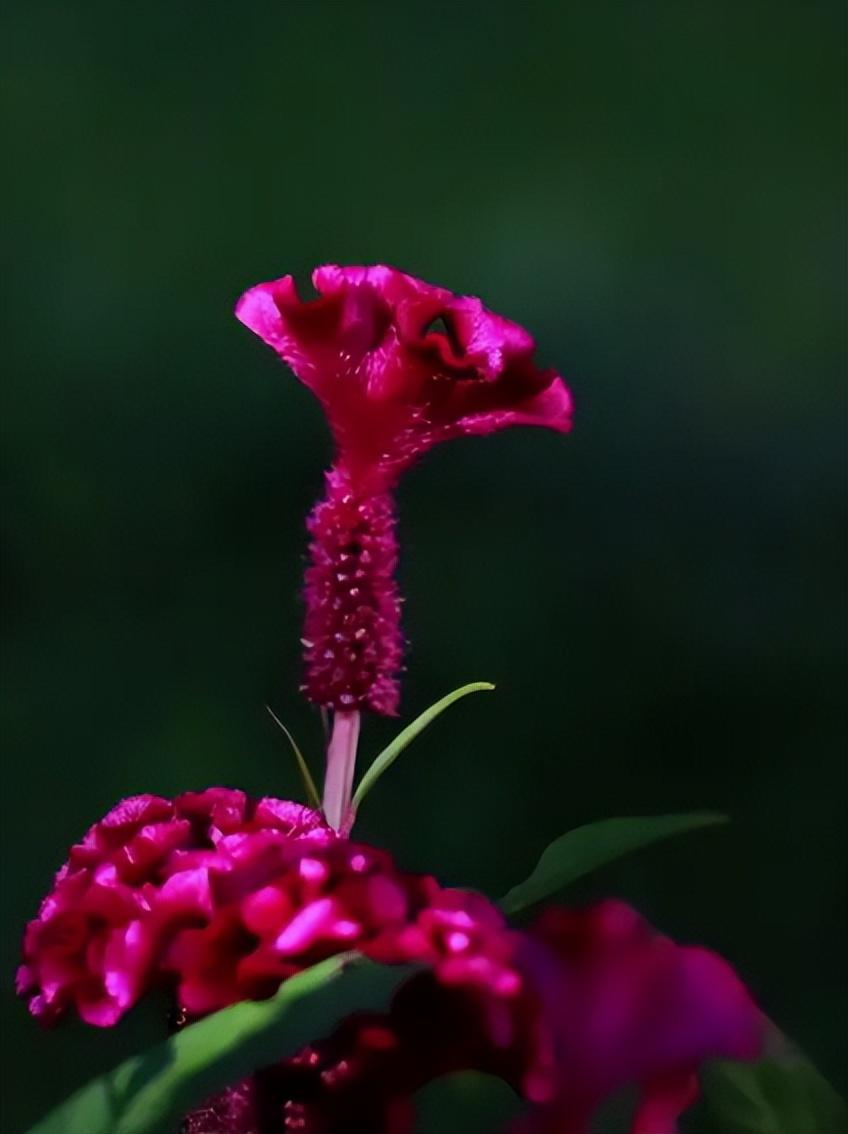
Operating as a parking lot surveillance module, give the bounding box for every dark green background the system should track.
[1,2,845,1130]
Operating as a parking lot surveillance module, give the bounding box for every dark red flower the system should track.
[236,265,572,716]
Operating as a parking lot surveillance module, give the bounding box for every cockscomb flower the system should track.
[18,791,537,1131]
[16,789,329,1025]
[18,794,762,1133]
[235,266,572,493]
[15,264,770,1134]
[236,265,572,722]
[17,791,525,1029]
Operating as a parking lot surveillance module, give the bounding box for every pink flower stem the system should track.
[322,709,361,831]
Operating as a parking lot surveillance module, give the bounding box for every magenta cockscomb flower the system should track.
[19,792,536,1132]
[17,266,778,1134]
[17,791,523,1028]
[17,790,329,1025]
[18,794,763,1133]
[235,266,572,495]
[236,264,572,828]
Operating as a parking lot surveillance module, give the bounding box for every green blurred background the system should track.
[1,1,845,1130]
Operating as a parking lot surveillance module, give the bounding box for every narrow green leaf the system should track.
[25,956,416,1134]
[351,682,495,815]
[500,812,727,916]
[265,705,321,809]
[698,1027,846,1134]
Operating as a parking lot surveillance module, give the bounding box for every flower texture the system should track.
[16,791,529,1041]
[19,794,762,1133]
[236,265,572,715]
[17,790,329,1026]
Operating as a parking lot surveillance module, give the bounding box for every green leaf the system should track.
[25,956,416,1134]
[500,812,727,915]
[698,1028,846,1134]
[265,704,321,809]
[415,1071,522,1133]
[350,682,495,816]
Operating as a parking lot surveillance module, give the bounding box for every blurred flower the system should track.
[236,265,572,716]
[510,901,764,1134]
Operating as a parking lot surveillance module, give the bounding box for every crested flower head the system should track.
[236,265,572,718]
[190,902,762,1134]
[17,790,329,1025]
[17,791,523,1028]
[236,265,572,493]
[18,798,762,1133]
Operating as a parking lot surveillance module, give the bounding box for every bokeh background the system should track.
[1,1,845,1130]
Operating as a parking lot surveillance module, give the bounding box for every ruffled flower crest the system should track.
[236,265,572,493]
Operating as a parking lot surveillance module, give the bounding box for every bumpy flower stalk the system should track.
[302,468,403,828]
[302,472,402,717]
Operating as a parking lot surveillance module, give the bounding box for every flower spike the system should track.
[236,264,572,720]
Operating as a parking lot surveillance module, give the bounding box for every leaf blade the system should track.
[25,956,416,1134]
[500,812,728,915]
[698,1026,846,1134]
[351,682,495,815]
[265,705,321,809]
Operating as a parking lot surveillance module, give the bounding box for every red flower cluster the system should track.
[19,793,762,1133]
[17,790,328,1025]
[236,265,572,715]
[17,790,523,1028]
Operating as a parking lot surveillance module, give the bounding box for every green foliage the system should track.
[265,704,321,808]
[415,1072,522,1133]
[351,682,495,817]
[500,812,727,915]
[700,1034,847,1134]
[24,957,415,1134]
